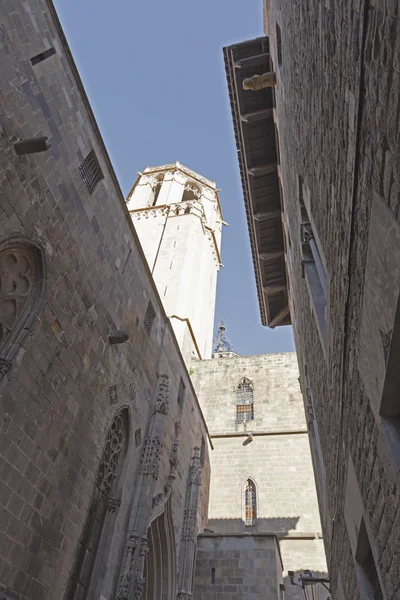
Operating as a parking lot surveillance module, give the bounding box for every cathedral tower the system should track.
[127,162,223,361]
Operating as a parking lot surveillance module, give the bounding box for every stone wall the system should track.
[0,2,210,599]
[192,352,328,599]
[195,534,283,600]
[264,0,400,598]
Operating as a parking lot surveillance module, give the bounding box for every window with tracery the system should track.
[245,479,256,526]
[0,238,46,378]
[182,182,201,203]
[236,377,254,422]
[66,409,129,600]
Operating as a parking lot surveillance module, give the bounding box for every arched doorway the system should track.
[144,499,176,599]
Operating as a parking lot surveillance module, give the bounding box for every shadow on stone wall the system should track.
[204,516,300,535]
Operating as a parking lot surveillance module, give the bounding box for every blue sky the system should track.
[54,0,294,356]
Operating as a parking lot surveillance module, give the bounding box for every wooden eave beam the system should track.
[259,251,284,261]
[248,163,278,177]
[234,52,269,69]
[240,108,274,124]
[263,282,286,294]
[268,305,290,328]
[253,209,281,221]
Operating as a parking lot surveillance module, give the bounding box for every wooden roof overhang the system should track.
[223,37,291,328]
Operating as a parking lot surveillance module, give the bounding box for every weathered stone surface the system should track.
[0,2,210,599]
[192,352,328,599]
[264,0,400,598]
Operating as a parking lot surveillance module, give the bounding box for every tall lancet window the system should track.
[66,409,129,600]
[245,479,257,526]
[236,377,254,422]
[151,175,164,206]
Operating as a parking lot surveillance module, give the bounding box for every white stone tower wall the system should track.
[128,164,222,360]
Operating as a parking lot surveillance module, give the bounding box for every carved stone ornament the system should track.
[0,240,46,377]
[116,534,137,600]
[189,448,202,487]
[129,381,137,403]
[177,593,193,600]
[107,497,121,512]
[154,374,170,415]
[96,412,127,495]
[379,328,392,365]
[132,578,145,600]
[181,509,197,542]
[139,435,162,479]
[184,183,201,198]
[300,221,314,245]
[169,442,179,471]
[109,384,118,406]
[152,480,172,510]
[0,247,36,354]
[0,357,12,378]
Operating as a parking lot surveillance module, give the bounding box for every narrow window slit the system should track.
[30,47,56,66]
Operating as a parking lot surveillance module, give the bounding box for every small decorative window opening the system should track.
[79,149,104,195]
[143,301,156,336]
[177,377,186,410]
[245,479,257,526]
[236,377,254,422]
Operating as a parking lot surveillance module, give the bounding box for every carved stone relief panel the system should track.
[0,238,46,378]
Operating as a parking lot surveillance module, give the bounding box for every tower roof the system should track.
[143,162,217,190]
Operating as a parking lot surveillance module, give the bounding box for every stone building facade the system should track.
[192,343,328,599]
[0,2,211,600]
[224,1,400,598]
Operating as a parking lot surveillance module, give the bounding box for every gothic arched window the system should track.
[0,237,46,380]
[236,377,254,422]
[182,182,201,203]
[151,175,164,206]
[66,408,129,600]
[245,479,257,526]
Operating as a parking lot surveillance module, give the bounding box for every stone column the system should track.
[115,374,170,600]
[176,447,202,600]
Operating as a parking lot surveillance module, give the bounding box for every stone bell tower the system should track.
[127,162,224,361]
